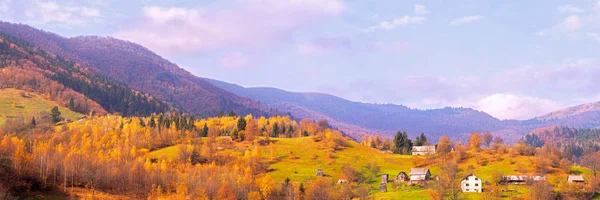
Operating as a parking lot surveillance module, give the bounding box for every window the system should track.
[475,178,479,180]
[475,184,479,186]
[466,189,469,191]
[466,184,469,186]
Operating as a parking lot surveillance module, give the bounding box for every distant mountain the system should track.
[205,78,525,140]
[0,22,270,117]
[535,102,600,128]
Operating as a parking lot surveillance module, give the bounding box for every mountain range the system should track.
[2,21,600,142]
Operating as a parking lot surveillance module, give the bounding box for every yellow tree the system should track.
[468,132,482,151]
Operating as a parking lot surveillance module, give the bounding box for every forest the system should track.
[0,33,172,117]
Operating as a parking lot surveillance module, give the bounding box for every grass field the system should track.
[0,88,83,126]
[146,136,596,199]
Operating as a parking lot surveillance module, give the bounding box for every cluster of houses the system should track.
[320,145,588,194]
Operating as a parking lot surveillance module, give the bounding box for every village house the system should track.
[412,145,436,155]
[316,169,323,177]
[568,175,585,184]
[409,168,431,186]
[500,175,546,185]
[394,171,409,182]
[461,174,482,193]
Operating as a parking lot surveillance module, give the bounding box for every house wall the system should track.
[461,176,482,193]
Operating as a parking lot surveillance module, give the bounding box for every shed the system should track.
[394,171,409,182]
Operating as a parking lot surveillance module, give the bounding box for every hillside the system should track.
[522,125,600,159]
[0,32,171,117]
[0,88,83,126]
[535,102,600,128]
[1,113,592,199]
[0,22,271,117]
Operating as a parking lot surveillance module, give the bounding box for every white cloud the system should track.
[558,5,584,13]
[588,32,600,43]
[474,93,562,120]
[536,15,582,36]
[115,0,344,55]
[364,16,425,31]
[415,5,430,15]
[24,1,101,26]
[449,15,483,25]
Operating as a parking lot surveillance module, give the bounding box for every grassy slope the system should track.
[266,137,433,199]
[0,88,83,126]
[147,137,595,200]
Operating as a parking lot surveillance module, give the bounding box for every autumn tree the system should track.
[246,119,259,143]
[317,119,329,131]
[437,136,453,155]
[468,132,482,151]
[305,178,333,200]
[430,161,461,200]
[530,181,555,200]
[483,132,493,148]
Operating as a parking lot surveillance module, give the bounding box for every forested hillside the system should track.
[0,32,171,116]
[522,125,600,160]
[0,22,271,117]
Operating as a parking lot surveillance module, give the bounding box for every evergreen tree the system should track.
[50,106,61,123]
[218,111,225,117]
[272,122,279,137]
[414,133,427,146]
[288,125,294,133]
[139,118,146,127]
[228,110,236,117]
[200,123,209,137]
[149,116,156,127]
[68,97,75,110]
[393,131,413,154]
[30,116,36,128]
[237,117,247,131]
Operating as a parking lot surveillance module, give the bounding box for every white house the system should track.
[461,174,482,193]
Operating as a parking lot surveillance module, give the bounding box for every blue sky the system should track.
[2,0,600,120]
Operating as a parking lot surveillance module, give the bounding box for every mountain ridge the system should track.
[0,21,271,117]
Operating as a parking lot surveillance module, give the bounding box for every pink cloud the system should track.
[114,0,344,55]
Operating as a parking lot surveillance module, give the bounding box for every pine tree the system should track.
[50,106,61,123]
[272,122,279,137]
[30,117,36,128]
[149,116,156,127]
[237,117,247,131]
[200,123,209,137]
[68,97,75,110]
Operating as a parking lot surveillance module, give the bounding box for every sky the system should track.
[1,0,600,120]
